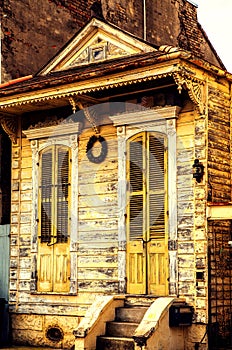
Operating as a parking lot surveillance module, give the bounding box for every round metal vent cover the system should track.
[46,325,64,342]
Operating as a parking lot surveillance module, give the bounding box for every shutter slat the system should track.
[129,194,143,241]
[128,132,166,242]
[128,135,144,241]
[149,135,165,240]
[129,136,143,193]
[56,147,70,243]
[40,150,53,243]
[41,203,52,243]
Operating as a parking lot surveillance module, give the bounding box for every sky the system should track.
[196,0,232,72]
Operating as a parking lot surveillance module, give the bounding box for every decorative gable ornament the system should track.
[38,17,156,75]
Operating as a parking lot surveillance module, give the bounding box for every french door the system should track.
[126,131,168,295]
[37,145,71,292]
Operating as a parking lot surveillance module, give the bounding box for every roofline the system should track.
[1,49,232,107]
[36,16,159,76]
[197,22,226,71]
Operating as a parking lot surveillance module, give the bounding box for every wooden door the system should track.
[126,132,168,295]
[37,146,70,292]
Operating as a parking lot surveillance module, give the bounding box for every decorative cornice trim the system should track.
[0,65,206,115]
[110,106,180,126]
[23,120,81,140]
[173,66,206,114]
[0,116,18,143]
[0,72,174,109]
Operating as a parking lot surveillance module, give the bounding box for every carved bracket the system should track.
[76,100,100,134]
[173,68,206,114]
[0,116,18,144]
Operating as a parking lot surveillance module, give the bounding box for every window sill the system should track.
[30,291,77,296]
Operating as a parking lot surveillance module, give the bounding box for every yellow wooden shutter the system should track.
[40,149,53,243]
[126,133,146,294]
[148,134,166,240]
[38,148,53,292]
[147,133,168,295]
[128,133,145,241]
[53,146,70,292]
[56,147,70,243]
[127,132,168,295]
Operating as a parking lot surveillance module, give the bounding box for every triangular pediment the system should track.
[38,18,156,75]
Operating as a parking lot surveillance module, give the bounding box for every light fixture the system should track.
[192,159,204,183]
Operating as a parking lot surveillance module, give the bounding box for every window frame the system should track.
[24,124,80,295]
[110,106,179,295]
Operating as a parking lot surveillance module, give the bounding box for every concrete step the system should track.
[106,321,139,337]
[96,303,149,350]
[125,295,157,307]
[115,306,147,323]
[96,336,134,350]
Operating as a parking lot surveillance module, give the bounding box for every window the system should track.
[37,145,71,293]
[39,146,70,244]
[24,121,80,294]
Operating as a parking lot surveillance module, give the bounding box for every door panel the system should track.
[37,243,53,292]
[147,239,167,295]
[127,240,146,294]
[127,132,168,295]
[53,242,70,292]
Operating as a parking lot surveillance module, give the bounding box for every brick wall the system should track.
[1,0,79,79]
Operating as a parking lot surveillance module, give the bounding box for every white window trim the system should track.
[110,106,179,295]
[24,123,80,294]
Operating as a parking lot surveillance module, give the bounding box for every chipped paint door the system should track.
[37,146,70,292]
[126,132,168,295]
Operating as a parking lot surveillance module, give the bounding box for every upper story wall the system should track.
[1,0,224,82]
[207,76,231,203]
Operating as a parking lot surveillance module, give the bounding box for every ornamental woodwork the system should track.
[76,100,100,134]
[0,116,18,144]
[173,67,206,114]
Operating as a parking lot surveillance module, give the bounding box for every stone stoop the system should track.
[96,303,148,350]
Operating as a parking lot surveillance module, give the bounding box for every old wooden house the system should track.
[0,1,232,349]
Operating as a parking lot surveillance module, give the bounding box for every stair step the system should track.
[115,306,147,323]
[125,295,157,307]
[106,321,138,337]
[96,336,134,350]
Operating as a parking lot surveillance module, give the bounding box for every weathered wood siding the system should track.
[177,100,208,329]
[208,80,231,202]
[78,125,119,293]
[177,104,195,298]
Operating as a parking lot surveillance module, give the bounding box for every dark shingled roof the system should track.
[0,50,165,97]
